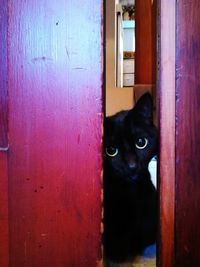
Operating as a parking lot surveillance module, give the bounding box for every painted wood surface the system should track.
[0,154,9,267]
[175,1,200,266]
[0,0,8,148]
[6,0,103,266]
[0,1,9,266]
[158,1,176,266]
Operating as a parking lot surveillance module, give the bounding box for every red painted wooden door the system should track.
[159,0,200,266]
[0,0,103,266]
[175,1,200,266]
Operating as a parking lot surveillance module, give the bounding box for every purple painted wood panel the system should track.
[0,1,9,266]
[0,0,8,148]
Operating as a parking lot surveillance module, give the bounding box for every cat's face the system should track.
[105,93,158,181]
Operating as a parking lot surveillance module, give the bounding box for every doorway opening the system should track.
[104,0,158,266]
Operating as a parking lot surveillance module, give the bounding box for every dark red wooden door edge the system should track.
[175,1,200,266]
[158,1,176,266]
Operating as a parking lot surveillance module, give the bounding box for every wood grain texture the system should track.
[158,1,176,266]
[175,1,200,266]
[0,153,9,267]
[7,0,103,266]
[0,0,8,148]
[0,1,9,266]
[135,0,156,84]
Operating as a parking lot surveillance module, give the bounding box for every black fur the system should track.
[104,93,158,263]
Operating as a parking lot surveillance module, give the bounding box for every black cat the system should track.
[104,93,158,263]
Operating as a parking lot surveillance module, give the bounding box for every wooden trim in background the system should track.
[158,1,176,267]
[135,0,156,84]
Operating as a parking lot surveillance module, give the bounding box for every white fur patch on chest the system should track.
[148,156,157,189]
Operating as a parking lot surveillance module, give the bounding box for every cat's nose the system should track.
[126,156,137,170]
[128,161,137,169]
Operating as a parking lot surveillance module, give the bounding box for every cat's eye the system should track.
[135,137,148,150]
[106,147,119,157]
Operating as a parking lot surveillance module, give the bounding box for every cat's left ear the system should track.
[132,92,153,123]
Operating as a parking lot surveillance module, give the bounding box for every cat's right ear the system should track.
[131,93,153,124]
